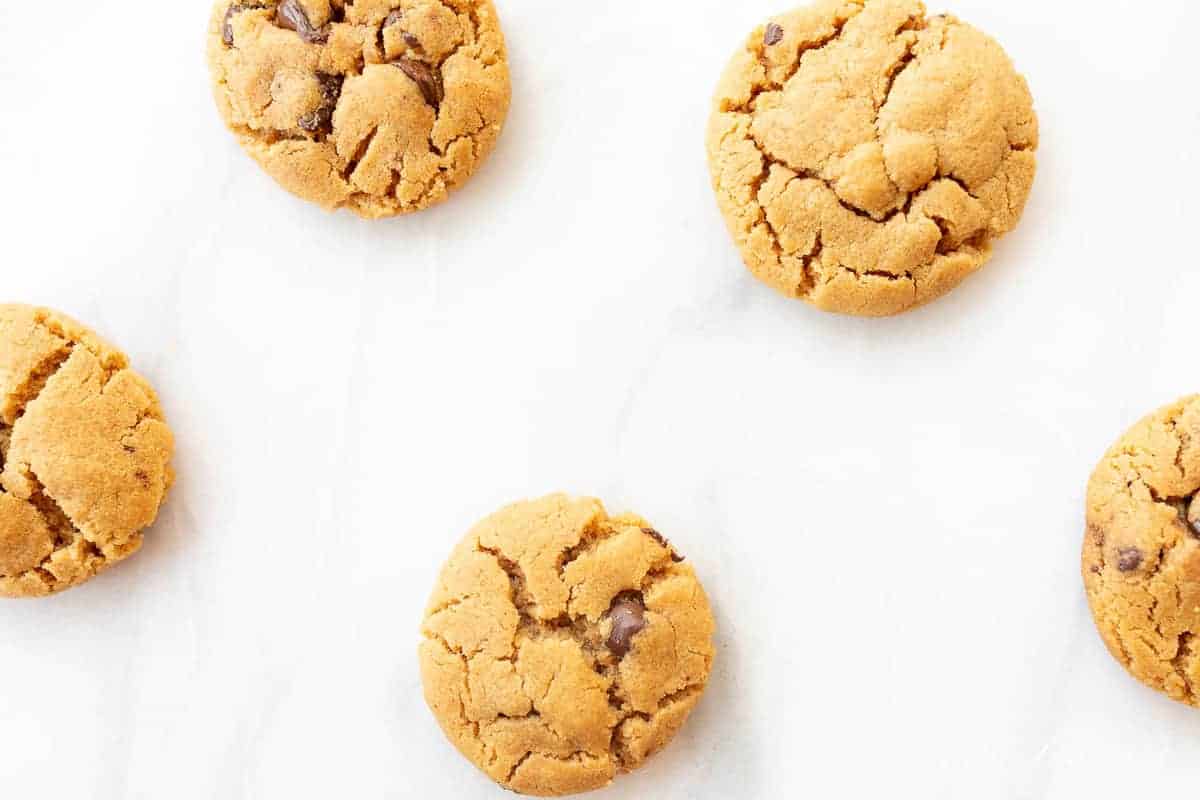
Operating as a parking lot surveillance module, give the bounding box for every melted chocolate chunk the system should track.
[222,3,264,47]
[1116,547,1143,572]
[393,58,445,109]
[276,0,329,44]
[606,594,647,658]
[297,72,343,133]
[764,23,784,46]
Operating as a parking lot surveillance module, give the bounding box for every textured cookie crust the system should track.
[207,0,511,218]
[706,0,1038,316]
[1083,396,1200,707]
[0,306,173,598]
[420,495,716,796]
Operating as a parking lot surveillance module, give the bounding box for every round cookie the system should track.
[1083,396,1200,707]
[206,0,511,218]
[706,0,1038,316]
[0,305,173,598]
[419,494,716,796]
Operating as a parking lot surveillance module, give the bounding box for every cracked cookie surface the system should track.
[706,0,1038,316]
[419,494,716,796]
[0,305,173,598]
[1083,396,1200,707]
[207,0,511,218]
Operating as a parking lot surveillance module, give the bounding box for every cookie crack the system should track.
[423,630,481,738]
[558,521,629,575]
[715,11,1021,302]
[740,12,930,222]
[420,499,713,787]
[504,751,535,784]
[470,541,687,739]
[7,344,74,425]
[340,125,379,181]
[425,594,474,618]
[728,9,860,114]
[31,314,123,387]
[216,0,499,211]
[1171,633,1196,703]
[876,15,923,114]
[753,149,990,289]
[22,466,86,550]
[836,265,913,283]
[609,683,707,770]
[1167,413,1189,482]
[1,465,105,590]
[1090,437,1200,701]
[227,121,311,146]
[504,749,594,784]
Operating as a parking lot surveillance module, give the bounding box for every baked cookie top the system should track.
[419,494,716,796]
[0,305,173,598]
[1083,396,1200,707]
[706,0,1038,316]
[206,0,511,218]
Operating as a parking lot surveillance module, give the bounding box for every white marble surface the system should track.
[2,0,1200,797]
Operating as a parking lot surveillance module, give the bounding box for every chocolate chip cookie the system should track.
[207,0,511,218]
[419,494,716,796]
[706,0,1038,316]
[0,305,174,598]
[1083,396,1200,707]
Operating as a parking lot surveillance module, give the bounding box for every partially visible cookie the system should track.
[419,494,716,796]
[0,305,173,598]
[206,0,511,218]
[1083,396,1200,707]
[706,0,1038,316]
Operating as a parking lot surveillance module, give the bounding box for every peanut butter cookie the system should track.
[706,0,1038,316]
[419,494,716,796]
[0,305,173,598]
[1083,396,1200,707]
[207,0,511,218]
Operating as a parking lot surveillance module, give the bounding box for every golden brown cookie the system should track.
[419,494,716,796]
[0,305,173,598]
[706,0,1038,316]
[206,0,511,218]
[1083,396,1200,707]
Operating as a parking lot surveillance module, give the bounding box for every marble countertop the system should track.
[2,1,1199,797]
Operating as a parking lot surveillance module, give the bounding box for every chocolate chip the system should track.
[393,58,444,109]
[1117,547,1143,572]
[276,0,329,44]
[643,527,685,562]
[606,595,646,658]
[222,3,263,47]
[764,23,784,46]
[1089,565,1101,574]
[297,72,343,133]
[383,11,423,50]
